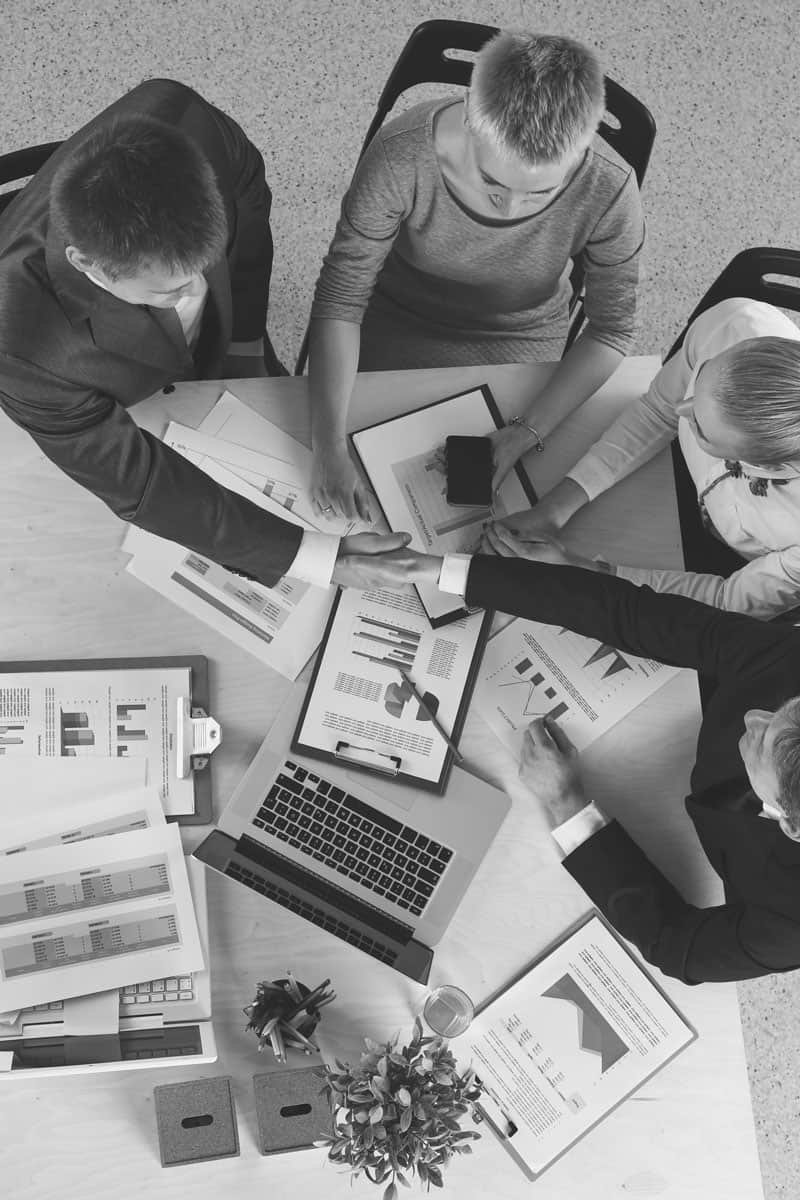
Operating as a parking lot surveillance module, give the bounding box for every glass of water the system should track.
[422,985,474,1037]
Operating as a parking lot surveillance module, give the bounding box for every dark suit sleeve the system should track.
[0,358,302,585]
[465,556,794,683]
[562,821,800,983]
[199,100,273,341]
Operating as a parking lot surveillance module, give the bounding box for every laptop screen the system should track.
[3,1024,204,1069]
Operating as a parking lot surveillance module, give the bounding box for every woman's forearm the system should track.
[309,318,362,449]
[523,331,624,439]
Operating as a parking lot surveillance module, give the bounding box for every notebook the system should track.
[194,682,511,984]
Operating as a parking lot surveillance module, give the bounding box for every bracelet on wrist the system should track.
[508,415,545,452]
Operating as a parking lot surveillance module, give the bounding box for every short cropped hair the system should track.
[468,31,605,166]
[770,697,800,840]
[711,337,800,466]
[49,114,227,280]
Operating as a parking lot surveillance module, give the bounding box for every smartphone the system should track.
[445,435,493,507]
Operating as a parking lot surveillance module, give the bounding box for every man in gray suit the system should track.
[0,78,412,590]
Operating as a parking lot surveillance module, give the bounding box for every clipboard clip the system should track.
[334,741,401,776]
[177,696,221,778]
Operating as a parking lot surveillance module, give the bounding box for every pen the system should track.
[396,668,463,762]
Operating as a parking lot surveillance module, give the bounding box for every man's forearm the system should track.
[309,318,361,449]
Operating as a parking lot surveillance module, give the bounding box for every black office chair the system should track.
[0,141,62,216]
[294,19,656,373]
[667,248,800,584]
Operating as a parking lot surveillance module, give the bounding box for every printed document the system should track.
[295,585,484,783]
[474,618,680,755]
[124,457,336,677]
[0,666,194,816]
[0,824,202,1011]
[351,387,536,623]
[463,914,695,1176]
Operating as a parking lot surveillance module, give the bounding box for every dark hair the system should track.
[770,697,800,839]
[49,114,227,280]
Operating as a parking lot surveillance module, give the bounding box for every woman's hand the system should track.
[311,443,374,523]
[488,423,540,492]
[481,522,572,564]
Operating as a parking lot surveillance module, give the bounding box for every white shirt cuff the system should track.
[287,530,340,587]
[551,802,610,856]
[438,553,472,596]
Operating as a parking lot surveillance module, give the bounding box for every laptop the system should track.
[0,856,216,1078]
[194,682,511,983]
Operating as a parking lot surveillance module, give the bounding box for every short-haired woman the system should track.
[484,298,800,619]
[309,30,645,521]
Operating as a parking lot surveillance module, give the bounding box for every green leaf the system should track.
[427,1165,444,1188]
[370,1104,384,1124]
[396,1169,412,1188]
[396,1087,412,1107]
[383,1183,398,1200]
[354,1110,370,1124]
[399,1106,413,1133]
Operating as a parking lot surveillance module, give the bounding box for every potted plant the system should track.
[319,1017,482,1197]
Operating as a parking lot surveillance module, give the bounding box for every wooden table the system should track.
[0,360,764,1199]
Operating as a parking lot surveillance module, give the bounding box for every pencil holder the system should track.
[243,973,335,1062]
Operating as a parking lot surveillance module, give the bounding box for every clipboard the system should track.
[470,908,698,1182]
[350,384,538,628]
[291,591,492,794]
[0,656,214,824]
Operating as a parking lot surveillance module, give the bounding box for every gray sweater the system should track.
[312,99,645,369]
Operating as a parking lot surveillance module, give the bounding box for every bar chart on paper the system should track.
[474,619,680,754]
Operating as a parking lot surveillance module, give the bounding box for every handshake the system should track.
[331,532,441,591]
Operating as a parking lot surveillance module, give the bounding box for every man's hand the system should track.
[331,531,438,590]
[519,717,588,827]
[311,443,374,524]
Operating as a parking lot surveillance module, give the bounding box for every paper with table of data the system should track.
[474,617,681,755]
[0,823,202,1011]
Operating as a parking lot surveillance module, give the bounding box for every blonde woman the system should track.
[309,30,645,521]
[485,297,800,619]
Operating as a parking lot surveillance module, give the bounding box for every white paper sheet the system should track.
[1,786,164,856]
[473,618,680,755]
[124,458,337,677]
[295,585,485,783]
[351,387,536,623]
[0,666,194,816]
[0,824,202,1010]
[463,914,695,1175]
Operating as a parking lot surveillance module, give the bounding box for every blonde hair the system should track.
[713,336,800,466]
[468,31,605,166]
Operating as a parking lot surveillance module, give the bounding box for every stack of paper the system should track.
[0,759,202,1022]
[124,390,370,678]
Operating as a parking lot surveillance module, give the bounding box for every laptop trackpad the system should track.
[343,770,414,813]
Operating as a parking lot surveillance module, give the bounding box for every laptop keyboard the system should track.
[119,976,195,1007]
[21,975,195,1018]
[251,760,454,918]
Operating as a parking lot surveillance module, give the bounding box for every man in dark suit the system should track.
[406,548,800,983]
[0,79,411,590]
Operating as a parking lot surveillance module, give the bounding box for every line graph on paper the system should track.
[474,620,680,754]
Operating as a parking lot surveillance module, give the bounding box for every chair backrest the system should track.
[296,19,655,373]
[665,247,800,360]
[0,141,63,217]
